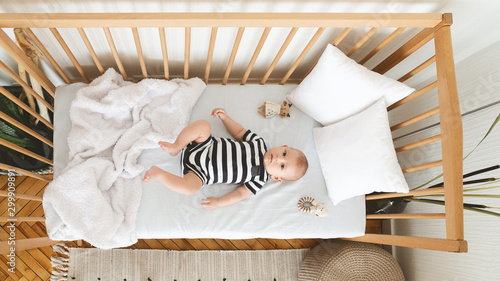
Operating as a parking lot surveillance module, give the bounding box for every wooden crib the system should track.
[0,13,466,253]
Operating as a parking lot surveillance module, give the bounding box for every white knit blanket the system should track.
[43,69,206,249]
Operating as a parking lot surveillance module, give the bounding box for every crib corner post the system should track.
[434,22,464,241]
[442,13,453,26]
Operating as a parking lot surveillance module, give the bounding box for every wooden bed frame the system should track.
[0,13,466,253]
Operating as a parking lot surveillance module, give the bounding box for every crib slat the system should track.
[281,27,325,85]
[346,27,379,57]
[0,163,51,182]
[0,111,53,147]
[261,27,298,85]
[132,27,148,78]
[372,27,435,75]
[0,85,53,129]
[242,27,271,85]
[0,28,56,97]
[434,19,464,241]
[343,233,467,252]
[0,59,54,112]
[366,213,446,219]
[333,27,352,46]
[158,27,169,80]
[390,106,439,131]
[77,28,105,74]
[358,27,405,65]
[204,27,217,84]
[222,27,245,85]
[0,138,53,166]
[50,28,90,83]
[399,56,436,83]
[388,81,438,111]
[403,160,442,173]
[395,134,441,153]
[184,27,191,80]
[366,187,445,200]
[103,27,128,80]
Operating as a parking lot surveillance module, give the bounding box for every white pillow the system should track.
[313,99,409,205]
[287,44,414,125]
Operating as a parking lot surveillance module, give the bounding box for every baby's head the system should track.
[263,145,308,182]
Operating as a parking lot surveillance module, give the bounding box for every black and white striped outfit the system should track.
[181,130,268,194]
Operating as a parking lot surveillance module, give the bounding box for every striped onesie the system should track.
[181,130,269,194]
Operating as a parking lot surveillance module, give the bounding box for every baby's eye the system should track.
[281,164,285,169]
[283,151,287,157]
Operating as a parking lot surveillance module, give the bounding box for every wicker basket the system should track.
[299,240,405,281]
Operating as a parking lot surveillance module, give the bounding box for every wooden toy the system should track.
[258,100,292,118]
[298,196,328,217]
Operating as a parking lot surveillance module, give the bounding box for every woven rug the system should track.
[51,244,309,281]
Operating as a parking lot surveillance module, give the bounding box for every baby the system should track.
[142,108,308,210]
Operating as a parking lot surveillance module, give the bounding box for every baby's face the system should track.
[263,145,300,181]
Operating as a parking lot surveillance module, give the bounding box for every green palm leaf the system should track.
[412,113,500,190]
[407,198,500,217]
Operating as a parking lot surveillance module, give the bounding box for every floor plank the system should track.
[0,256,24,280]
[142,239,166,250]
[185,239,210,250]
[198,239,224,250]
[156,239,182,250]
[11,224,52,280]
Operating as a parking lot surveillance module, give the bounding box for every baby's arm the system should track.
[201,185,252,210]
[211,108,246,142]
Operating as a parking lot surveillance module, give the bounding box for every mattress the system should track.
[53,82,365,239]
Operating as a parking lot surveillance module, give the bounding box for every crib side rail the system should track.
[345,14,466,252]
[0,13,443,28]
[0,13,444,86]
[0,28,54,183]
[434,20,464,241]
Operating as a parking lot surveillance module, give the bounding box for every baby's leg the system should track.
[159,120,211,156]
[142,166,203,195]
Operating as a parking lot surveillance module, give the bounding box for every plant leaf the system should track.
[412,113,500,190]
[464,113,500,160]
[0,120,20,137]
[0,94,28,126]
[0,129,37,149]
[464,184,500,193]
[415,183,500,196]
[407,197,500,217]
[462,206,500,217]
[0,94,33,139]
[462,194,500,198]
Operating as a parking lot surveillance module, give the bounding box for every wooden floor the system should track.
[0,175,381,281]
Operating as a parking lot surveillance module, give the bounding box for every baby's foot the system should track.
[158,141,180,156]
[142,166,160,182]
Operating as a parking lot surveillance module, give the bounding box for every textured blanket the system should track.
[43,68,205,249]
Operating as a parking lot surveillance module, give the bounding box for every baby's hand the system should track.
[201,197,220,210]
[211,108,227,121]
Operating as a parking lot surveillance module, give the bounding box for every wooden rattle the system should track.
[297,197,328,217]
